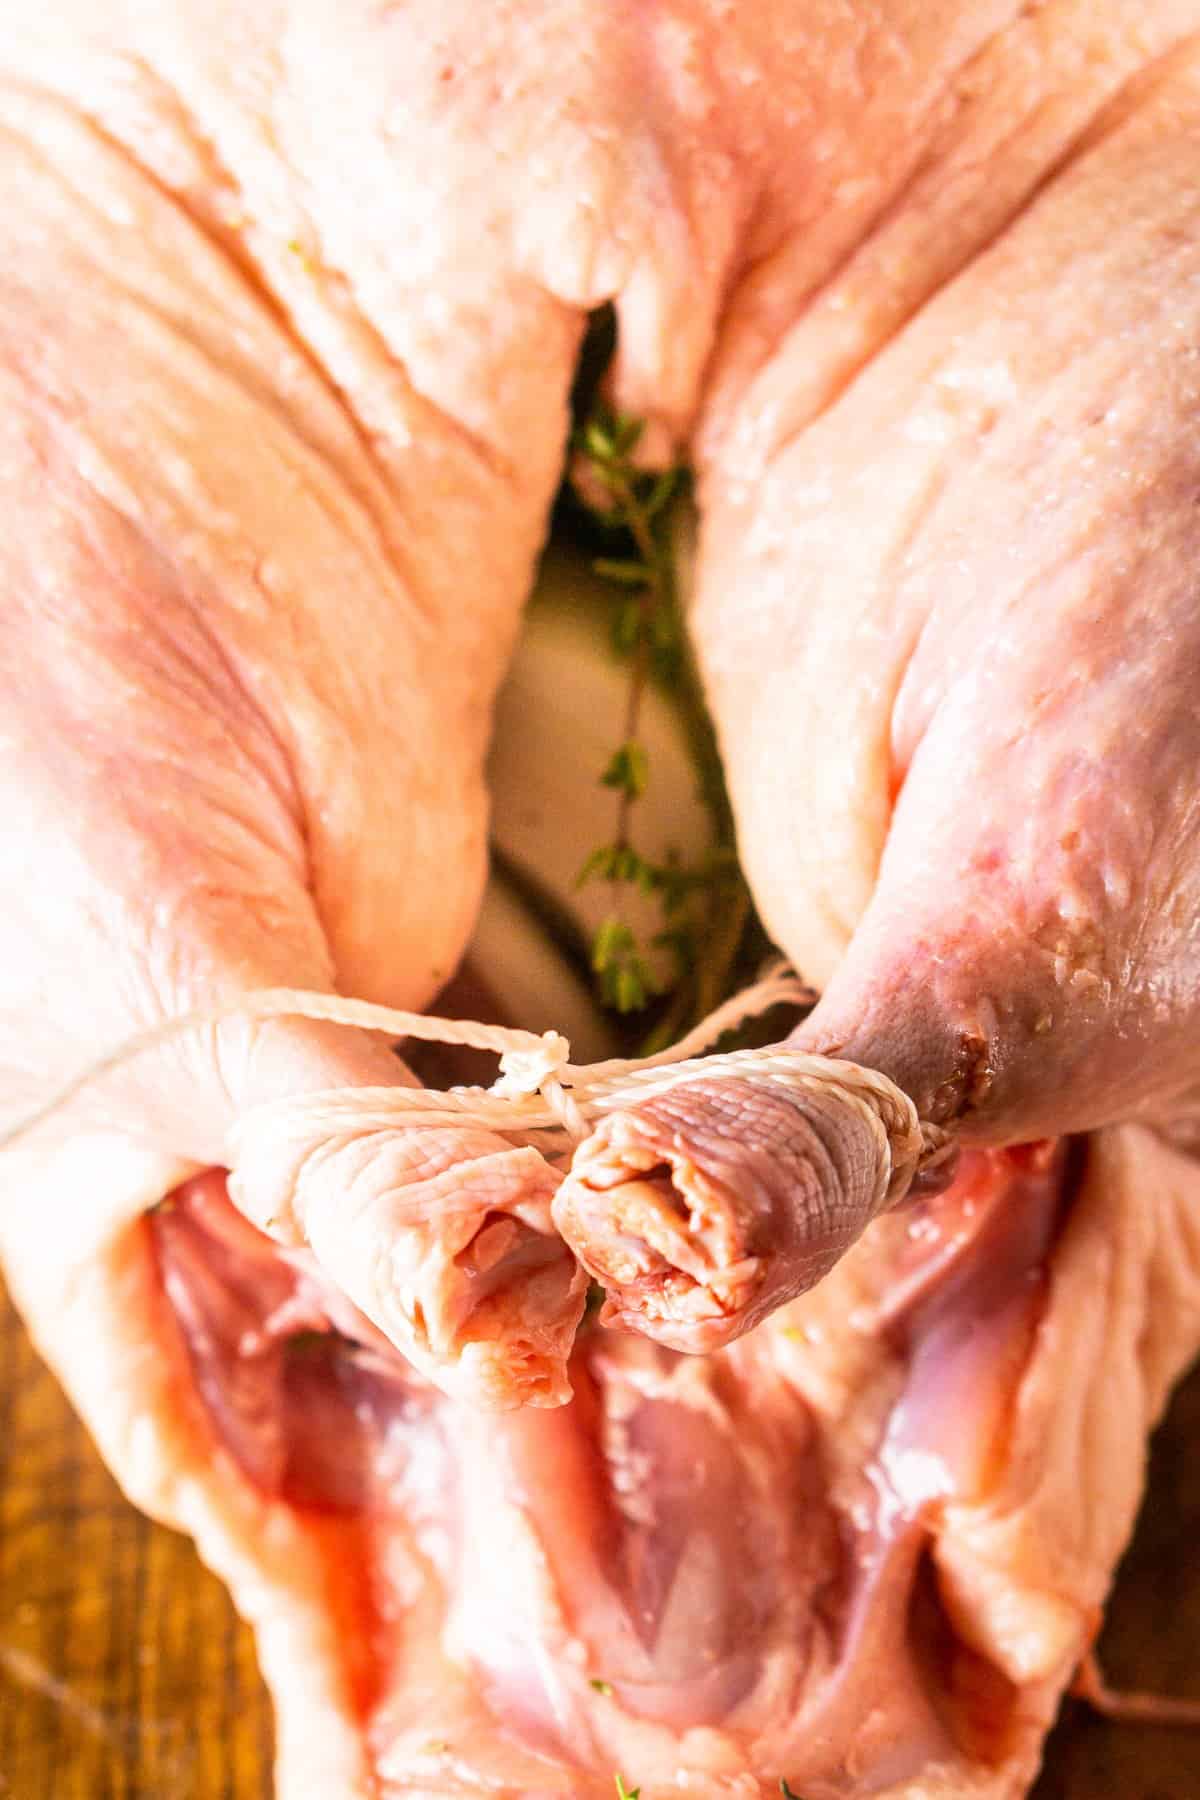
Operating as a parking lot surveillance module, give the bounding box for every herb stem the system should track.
[602,464,661,882]
[573,402,759,1030]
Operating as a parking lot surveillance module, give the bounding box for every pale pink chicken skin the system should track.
[696,29,1200,1153]
[573,14,1200,1345]
[3,0,1199,1341]
[554,1072,918,1352]
[3,2,1200,1796]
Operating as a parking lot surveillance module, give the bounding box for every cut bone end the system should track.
[553,1160,765,1353]
[442,1218,589,1409]
[229,1098,587,1409]
[554,1071,906,1352]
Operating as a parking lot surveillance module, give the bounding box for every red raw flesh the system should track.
[150,1145,1069,1789]
[150,1171,438,1516]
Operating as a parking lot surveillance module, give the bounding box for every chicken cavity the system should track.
[148,1138,1104,1797]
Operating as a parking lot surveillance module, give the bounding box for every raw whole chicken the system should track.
[4,2,1200,1797]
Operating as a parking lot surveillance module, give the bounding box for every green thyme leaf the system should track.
[591,916,635,972]
[611,597,644,653]
[614,1778,640,1800]
[651,602,681,652]
[576,845,619,888]
[633,857,662,898]
[642,467,681,518]
[611,412,645,456]
[589,1677,613,1696]
[573,398,767,1038]
[600,742,650,799]
[583,419,617,462]
[613,962,646,1013]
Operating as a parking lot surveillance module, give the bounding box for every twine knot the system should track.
[493,1030,572,1100]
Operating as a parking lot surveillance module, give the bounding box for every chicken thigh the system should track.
[563,12,1200,1332]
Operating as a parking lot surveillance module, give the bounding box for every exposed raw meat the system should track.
[554,1060,932,1351]
[228,1091,585,1409]
[151,1170,423,1514]
[5,1123,1184,1800]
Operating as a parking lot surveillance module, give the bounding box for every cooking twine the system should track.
[0,963,954,1206]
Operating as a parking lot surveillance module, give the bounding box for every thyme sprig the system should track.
[571,403,756,1038]
[571,407,682,1014]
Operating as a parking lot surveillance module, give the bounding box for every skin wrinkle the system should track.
[131,280,433,616]
[701,6,1200,494]
[0,87,418,592]
[2,75,536,709]
[556,1077,896,1346]
[267,6,588,454]
[4,61,257,282]
[284,61,539,491]
[1054,23,1200,157]
[0,105,510,1008]
[739,16,1189,474]
[4,303,439,835]
[0,522,321,1072]
[112,529,307,868]
[695,0,1033,452]
[16,491,306,890]
[288,248,518,486]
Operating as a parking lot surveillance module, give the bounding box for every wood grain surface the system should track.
[1,1275,1198,1800]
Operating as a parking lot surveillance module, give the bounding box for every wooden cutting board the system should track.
[2,1277,1198,1800]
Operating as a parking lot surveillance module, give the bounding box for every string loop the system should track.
[0,963,949,1200]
